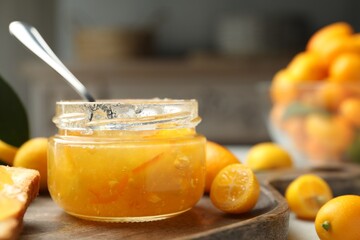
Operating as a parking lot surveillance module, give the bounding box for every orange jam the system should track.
[48,99,206,222]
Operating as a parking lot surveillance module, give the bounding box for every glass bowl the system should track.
[262,81,360,168]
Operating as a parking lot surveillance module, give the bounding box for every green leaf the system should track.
[282,102,329,120]
[346,133,360,164]
[0,75,29,147]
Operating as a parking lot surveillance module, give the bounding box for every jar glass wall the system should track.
[48,99,206,222]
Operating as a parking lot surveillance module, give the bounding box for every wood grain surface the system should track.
[257,164,360,196]
[21,185,288,240]
[20,164,360,240]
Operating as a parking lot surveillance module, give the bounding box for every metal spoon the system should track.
[9,21,96,102]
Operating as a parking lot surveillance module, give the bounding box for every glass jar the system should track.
[48,99,206,222]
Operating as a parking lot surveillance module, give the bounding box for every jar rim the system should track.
[53,98,201,131]
[56,98,197,105]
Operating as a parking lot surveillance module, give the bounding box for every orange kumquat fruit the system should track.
[246,142,293,171]
[315,195,360,240]
[339,97,360,127]
[210,163,260,214]
[285,174,333,220]
[205,141,240,193]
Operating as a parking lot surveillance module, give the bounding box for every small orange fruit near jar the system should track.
[204,141,240,193]
[315,195,360,240]
[285,174,333,220]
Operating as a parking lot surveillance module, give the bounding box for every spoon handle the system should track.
[9,21,95,102]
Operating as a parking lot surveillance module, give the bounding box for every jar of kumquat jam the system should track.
[48,99,206,222]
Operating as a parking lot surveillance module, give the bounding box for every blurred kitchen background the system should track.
[1,0,360,144]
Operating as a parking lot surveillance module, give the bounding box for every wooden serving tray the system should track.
[20,164,360,240]
[257,164,360,197]
[21,187,288,240]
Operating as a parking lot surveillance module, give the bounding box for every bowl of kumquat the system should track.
[268,22,360,168]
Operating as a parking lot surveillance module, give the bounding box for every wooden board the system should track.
[21,186,288,240]
[257,164,360,197]
[20,164,360,239]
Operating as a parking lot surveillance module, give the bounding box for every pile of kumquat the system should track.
[270,22,360,166]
